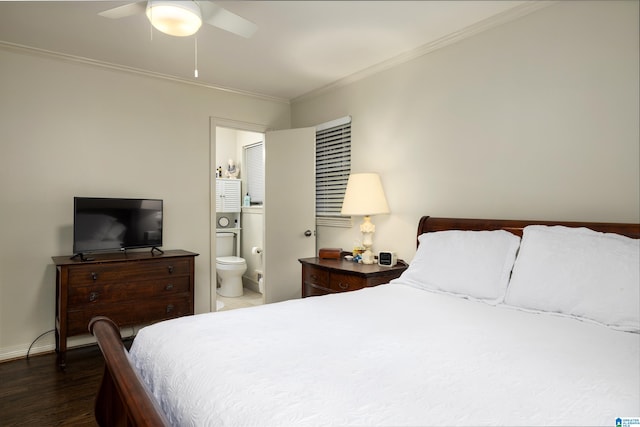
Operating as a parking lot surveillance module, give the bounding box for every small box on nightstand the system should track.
[319,248,342,259]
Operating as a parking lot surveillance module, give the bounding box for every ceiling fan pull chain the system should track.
[194,36,199,78]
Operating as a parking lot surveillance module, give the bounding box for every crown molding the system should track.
[292,1,556,104]
[0,40,290,105]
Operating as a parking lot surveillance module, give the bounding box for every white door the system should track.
[263,127,316,303]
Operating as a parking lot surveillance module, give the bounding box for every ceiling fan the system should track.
[98,0,258,38]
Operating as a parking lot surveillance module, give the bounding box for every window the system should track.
[315,116,351,227]
[244,142,264,205]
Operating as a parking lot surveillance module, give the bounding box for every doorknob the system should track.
[304,230,313,237]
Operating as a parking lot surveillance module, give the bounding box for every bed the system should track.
[89,216,640,427]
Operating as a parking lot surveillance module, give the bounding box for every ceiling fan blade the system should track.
[198,1,257,39]
[98,2,146,19]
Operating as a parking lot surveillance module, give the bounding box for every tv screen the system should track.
[73,197,163,254]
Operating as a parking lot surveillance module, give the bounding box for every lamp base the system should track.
[361,248,375,264]
[360,218,375,264]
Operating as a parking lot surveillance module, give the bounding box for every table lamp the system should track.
[340,173,390,264]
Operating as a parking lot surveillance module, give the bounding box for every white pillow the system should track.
[391,230,520,303]
[504,225,640,332]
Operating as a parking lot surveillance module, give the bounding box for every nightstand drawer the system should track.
[299,257,408,298]
[329,272,364,292]
[303,265,329,287]
[303,282,332,297]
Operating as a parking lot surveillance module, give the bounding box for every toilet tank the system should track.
[216,232,236,257]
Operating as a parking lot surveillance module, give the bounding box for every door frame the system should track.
[209,117,268,312]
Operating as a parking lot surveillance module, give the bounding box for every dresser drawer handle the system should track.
[90,272,98,281]
[166,304,174,313]
[168,265,174,274]
[338,282,349,290]
[165,284,174,291]
[310,274,318,281]
[89,291,99,302]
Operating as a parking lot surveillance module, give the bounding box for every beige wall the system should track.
[0,47,289,359]
[292,1,639,262]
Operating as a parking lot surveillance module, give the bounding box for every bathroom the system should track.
[215,126,265,310]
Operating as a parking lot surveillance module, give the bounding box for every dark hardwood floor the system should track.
[0,341,130,426]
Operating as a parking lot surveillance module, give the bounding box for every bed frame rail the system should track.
[89,316,170,427]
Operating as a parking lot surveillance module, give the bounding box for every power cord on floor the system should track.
[25,325,136,360]
[26,329,55,360]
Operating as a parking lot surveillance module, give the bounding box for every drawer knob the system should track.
[90,272,98,281]
[338,282,349,290]
[310,274,318,281]
[89,291,99,302]
[166,304,174,313]
[165,283,174,291]
[168,265,174,274]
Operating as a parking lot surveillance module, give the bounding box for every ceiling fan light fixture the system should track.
[146,0,202,37]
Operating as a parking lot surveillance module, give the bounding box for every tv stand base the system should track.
[70,253,94,262]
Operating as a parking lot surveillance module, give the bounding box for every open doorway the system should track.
[211,118,266,312]
[210,119,317,312]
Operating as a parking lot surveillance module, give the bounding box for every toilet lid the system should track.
[216,256,245,265]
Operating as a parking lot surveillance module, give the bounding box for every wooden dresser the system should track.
[52,249,198,369]
[299,257,408,297]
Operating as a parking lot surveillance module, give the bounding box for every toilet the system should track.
[216,232,247,297]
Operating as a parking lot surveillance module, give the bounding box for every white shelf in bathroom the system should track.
[216,227,241,232]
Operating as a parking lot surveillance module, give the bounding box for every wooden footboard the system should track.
[89,316,170,427]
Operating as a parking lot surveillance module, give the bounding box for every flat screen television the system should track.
[73,197,163,257]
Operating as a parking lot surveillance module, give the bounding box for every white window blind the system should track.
[316,116,351,227]
[244,142,264,205]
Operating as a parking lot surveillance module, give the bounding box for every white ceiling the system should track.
[0,1,541,101]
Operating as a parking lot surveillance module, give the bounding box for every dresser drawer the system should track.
[66,296,192,335]
[67,276,190,306]
[67,258,190,285]
[329,272,365,292]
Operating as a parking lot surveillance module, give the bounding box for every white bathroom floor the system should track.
[217,287,263,311]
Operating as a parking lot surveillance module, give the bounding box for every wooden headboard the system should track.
[417,216,640,246]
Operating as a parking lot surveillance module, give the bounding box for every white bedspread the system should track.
[129,284,640,426]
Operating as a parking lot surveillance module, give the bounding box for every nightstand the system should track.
[299,257,408,297]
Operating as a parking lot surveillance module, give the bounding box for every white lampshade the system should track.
[146,0,202,37]
[341,173,390,216]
